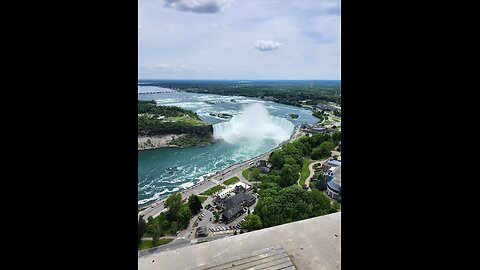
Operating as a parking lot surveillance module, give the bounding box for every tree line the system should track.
[138,100,201,120]
[139,81,341,107]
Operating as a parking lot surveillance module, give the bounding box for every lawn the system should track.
[198,195,208,203]
[299,158,313,186]
[138,238,174,251]
[223,176,240,185]
[242,167,254,180]
[166,115,206,126]
[200,185,224,196]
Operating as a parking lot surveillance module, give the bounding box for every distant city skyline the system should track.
[138,0,340,80]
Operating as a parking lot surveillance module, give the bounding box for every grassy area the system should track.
[200,185,224,196]
[299,158,313,186]
[167,115,206,126]
[198,195,208,203]
[223,176,240,185]
[242,167,254,180]
[332,201,341,211]
[138,238,174,251]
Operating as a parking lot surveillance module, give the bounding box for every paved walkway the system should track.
[304,160,323,191]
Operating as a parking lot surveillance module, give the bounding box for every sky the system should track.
[138,0,340,80]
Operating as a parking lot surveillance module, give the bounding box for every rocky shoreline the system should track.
[138,134,185,150]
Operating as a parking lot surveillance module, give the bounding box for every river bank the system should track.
[138,134,184,150]
[138,133,214,151]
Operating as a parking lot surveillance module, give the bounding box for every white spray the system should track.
[213,103,294,145]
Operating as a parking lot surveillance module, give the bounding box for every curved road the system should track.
[304,160,325,191]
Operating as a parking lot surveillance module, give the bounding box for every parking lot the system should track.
[193,198,258,238]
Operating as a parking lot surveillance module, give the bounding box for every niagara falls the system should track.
[212,103,295,145]
[137,87,319,205]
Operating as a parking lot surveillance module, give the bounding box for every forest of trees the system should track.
[138,101,213,144]
[242,131,341,231]
[139,194,203,247]
[138,100,201,119]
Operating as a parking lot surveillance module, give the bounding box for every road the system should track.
[304,160,324,191]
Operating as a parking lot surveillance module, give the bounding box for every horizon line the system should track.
[138,79,341,81]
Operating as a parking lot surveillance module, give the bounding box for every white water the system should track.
[213,103,294,144]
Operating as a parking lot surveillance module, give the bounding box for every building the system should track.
[327,159,341,167]
[216,182,251,199]
[259,166,270,174]
[300,123,330,135]
[214,190,256,223]
[313,104,337,111]
[263,96,276,101]
[326,165,341,201]
[255,159,270,174]
[222,205,244,224]
[256,159,268,168]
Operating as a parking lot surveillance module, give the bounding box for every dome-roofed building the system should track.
[326,165,341,201]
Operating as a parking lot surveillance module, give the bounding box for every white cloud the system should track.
[163,0,232,14]
[253,40,283,51]
[139,0,340,79]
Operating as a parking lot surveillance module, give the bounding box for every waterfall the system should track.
[213,103,294,145]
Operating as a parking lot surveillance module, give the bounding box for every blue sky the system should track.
[138,0,340,80]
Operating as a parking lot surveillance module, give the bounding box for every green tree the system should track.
[311,147,322,160]
[146,217,163,245]
[188,195,202,215]
[318,141,335,157]
[178,206,192,229]
[214,211,220,223]
[165,193,182,222]
[268,151,285,169]
[279,163,299,188]
[250,167,260,181]
[138,216,147,247]
[241,214,263,231]
[151,224,162,245]
[171,221,178,234]
[332,131,341,144]
[252,183,258,193]
[316,172,327,191]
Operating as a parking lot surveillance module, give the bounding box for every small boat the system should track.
[165,166,178,173]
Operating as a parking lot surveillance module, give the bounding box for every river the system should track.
[138,86,319,206]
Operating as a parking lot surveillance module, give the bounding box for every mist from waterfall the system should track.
[213,103,294,145]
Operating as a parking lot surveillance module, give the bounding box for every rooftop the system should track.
[138,212,341,270]
[333,166,341,185]
[217,182,250,198]
[327,159,341,167]
[192,246,296,270]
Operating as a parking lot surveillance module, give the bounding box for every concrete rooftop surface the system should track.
[138,212,341,270]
